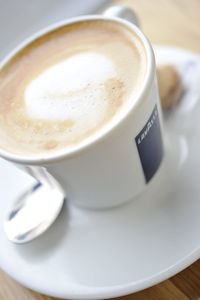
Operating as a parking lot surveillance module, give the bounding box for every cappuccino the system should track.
[0,20,146,157]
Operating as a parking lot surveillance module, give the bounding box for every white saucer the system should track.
[0,46,200,299]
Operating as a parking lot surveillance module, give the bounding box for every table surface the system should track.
[0,0,200,299]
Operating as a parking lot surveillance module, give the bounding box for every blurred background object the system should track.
[157,65,182,110]
[111,0,200,53]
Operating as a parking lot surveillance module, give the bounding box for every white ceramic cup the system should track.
[0,6,164,209]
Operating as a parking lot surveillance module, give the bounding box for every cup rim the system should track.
[0,14,155,165]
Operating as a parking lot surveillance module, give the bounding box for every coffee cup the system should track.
[0,6,164,209]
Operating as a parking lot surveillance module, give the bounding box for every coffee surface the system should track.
[0,20,146,157]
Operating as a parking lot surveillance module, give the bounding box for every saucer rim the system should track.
[2,248,199,299]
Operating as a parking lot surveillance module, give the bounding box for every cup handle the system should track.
[101,5,140,27]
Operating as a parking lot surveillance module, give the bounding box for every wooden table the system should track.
[0,0,200,299]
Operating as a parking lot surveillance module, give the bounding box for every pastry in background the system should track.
[157,65,182,110]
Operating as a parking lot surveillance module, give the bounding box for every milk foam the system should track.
[0,19,146,157]
[25,52,117,128]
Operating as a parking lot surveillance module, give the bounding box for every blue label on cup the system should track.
[135,105,163,183]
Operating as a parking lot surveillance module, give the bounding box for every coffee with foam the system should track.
[0,20,146,157]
